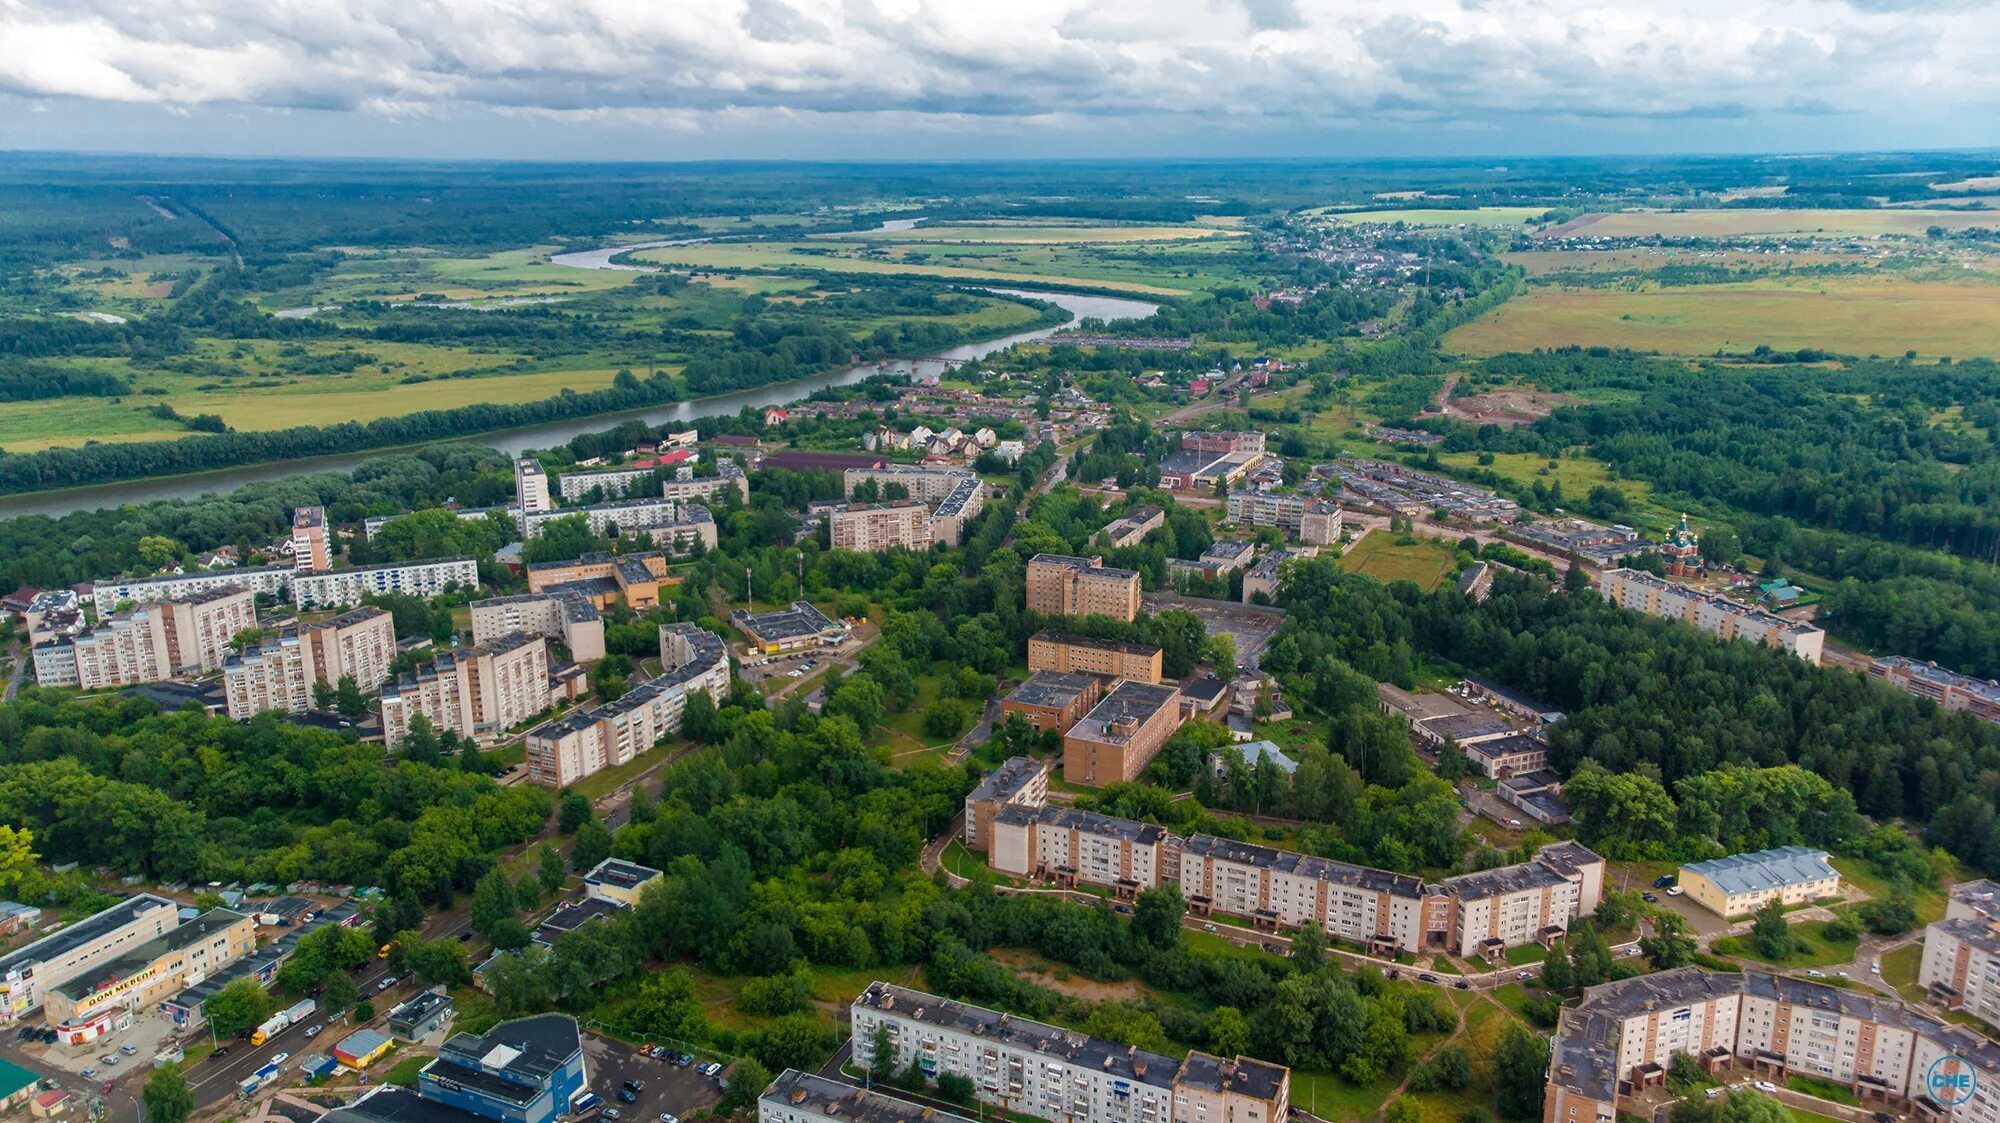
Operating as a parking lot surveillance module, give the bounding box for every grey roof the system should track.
[585,858,662,889]
[1419,712,1515,742]
[1181,834,1426,898]
[995,804,1169,847]
[324,1087,478,1123]
[732,601,844,643]
[532,896,625,945]
[1068,681,1180,745]
[1028,553,1140,581]
[1201,539,1256,563]
[968,756,1046,804]
[1464,733,1546,763]
[528,623,725,740]
[388,990,454,1026]
[855,982,1177,1090]
[1682,846,1837,897]
[1175,1052,1288,1104]
[1218,741,1299,774]
[0,893,176,978]
[1438,859,1569,900]
[1004,671,1103,711]
[1930,914,2000,957]
[432,1012,582,1098]
[762,1069,981,1123]
[59,909,247,1001]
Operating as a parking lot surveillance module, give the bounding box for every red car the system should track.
[101,1080,115,1094]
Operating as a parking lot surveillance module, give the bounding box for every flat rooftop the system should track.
[1682,846,1837,896]
[967,756,1046,804]
[856,982,1177,1089]
[585,858,662,889]
[0,893,176,977]
[732,601,843,643]
[1176,1051,1288,1104]
[1031,631,1162,659]
[764,1068,980,1123]
[53,908,249,1001]
[1004,671,1104,711]
[1067,681,1180,746]
[1028,553,1140,581]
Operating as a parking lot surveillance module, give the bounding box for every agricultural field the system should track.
[1502,248,1866,276]
[628,222,1253,295]
[1544,208,2000,239]
[1336,531,1460,590]
[1312,206,1552,227]
[1443,276,2000,358]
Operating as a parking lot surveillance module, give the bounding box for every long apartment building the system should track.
[0,893,180,1022]
[1871,657,2000,725]
[841,465,985,546]
[1028,632,1163,684]
[222,606,397,719]
[761,1068,980,1123]
[1546,967,2000,1123]
[90,564,294,616]
[470,593,606,663]
[379,632,549,749]
[1101,505,1166,548]
[1225,492,1344,546]
[990,805,1174,896]
[524,624,729,787]
[34,586,257,689]
[661,459,750,505]
[851,982,1290,1123]
[1920,879,2000,1029]
[962,755,1049,851]
[1027,554,1142,621]
[293,557,480,610]
[829,501,934,552]
[557,463,657,502]
[523,497,717,554]
[1063,680,1184,787]
[1598,568,1826,665]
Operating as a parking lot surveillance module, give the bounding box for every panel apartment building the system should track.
[1920,879,2000,1030]
[1545,968,2000,1123]
[1028,632,1164,684]
[1871,657,2000,726]
[851,983,1290,1123]
[1597,568,1826,665]
[292,557,480,610]
[661,459,750,505]
[89,565,294,616]
[990,805,1174,896]
[470,593,607,663]
[829,501,934,552]
[522,497,717,554]
[1026,554,1142,622]
[841,466,986,546]
[222,606,397,719]
[0,894,181,1022]
[293,505,332,572]
[34,586,257,689]
[961,755,1049,852]
[1225,492,1344,546]
[379,632,550,749]
[761,1068,980,1123]
[524,624,729,787]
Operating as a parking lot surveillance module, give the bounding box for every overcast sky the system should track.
[1,0,1996,161]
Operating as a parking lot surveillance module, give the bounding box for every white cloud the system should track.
[0,0,1993,134]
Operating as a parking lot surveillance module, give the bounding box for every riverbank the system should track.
[0,287,1155,519]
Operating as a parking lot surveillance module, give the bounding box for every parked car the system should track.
[1806,970,1825,978]
[211,1047,231,1061]
[698,1062,723,1077]
[378,976,399,991]
[1453,981,1470,990]
[1654,875,1676,888]
[1874,1113,1895,1123]
[1666,886,1683,896]
[672,1053,695,1067]
[81,1068,97,1080]
[119,1044,138,1056]
[1706,1089,1725,1099]
[1642,893,1660,903]
[305,1024,323,1037]
[101,1080,115,1094]
[1418,974,1437,983]
[272,1053,290,1066]
[618,1089,638,1104]
[1519,971,1534,980]
[661,1114,681,1123]
[1753,1081,1779,1094]
[604,1111,621,1121]
[623,1079,646,1094]
[99,1055,119,1067]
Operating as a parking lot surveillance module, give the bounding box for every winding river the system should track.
[0,264,1156,519]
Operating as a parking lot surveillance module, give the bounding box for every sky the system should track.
[1,0,1996,161]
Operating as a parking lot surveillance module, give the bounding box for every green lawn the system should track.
[941,839,991,880]
[1880,941,1926,1002]
[386,1054,429,1087]
[1828,855,1949,923]
[1786,1076,1859,1106]
[1430,956,1461,975]
[1336,532,1460,591]
[1288,1069,1401,1123]
[566,735,688,801]
[1504,943,1549,966]
[1711,920,1862,968]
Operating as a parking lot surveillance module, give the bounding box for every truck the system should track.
[237,1063,280,1098]
[249,1000,316,1046]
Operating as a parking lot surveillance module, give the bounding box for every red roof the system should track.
[712,435,759,447]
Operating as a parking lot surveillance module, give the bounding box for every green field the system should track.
[1337,532,1460,590]
[1444,277,2000,358]
[1431,449,1671,526]
[1711,919,1863,968]
[1550,208,2000,239]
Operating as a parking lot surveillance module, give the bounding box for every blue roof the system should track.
[1683,846,1837,897]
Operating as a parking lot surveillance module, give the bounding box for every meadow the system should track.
[1443,276,2000,358]
[1548,208,2000,239]
[1336,531,1460,590]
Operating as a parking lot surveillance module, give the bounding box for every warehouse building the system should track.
[0,894,180,1022]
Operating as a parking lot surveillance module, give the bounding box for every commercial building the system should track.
[89,564,293,617]
[1000,670,1107,734]
[761,1068,980,1123]
[961,756,1050,851]
[525,551,678,611]
[523,624,729,787]
[1871,657,2000,726]
[1181,431,1267,456]
[0,893,179,1022]
[388,991,456,1042]
[1545,967,2000,1123]
[293,557,480,610]
[1062,680,1183,787]
[731,602,849,655]
[1918,880,2000,1028]
[829,501,934,552]
[989,805,1173,895]
[379,633,550,749]
[1242,548,1316,605]
[36,586,257,689]
[1225,492,1343,545]
[293,506,332,573]
[416,1013,587,1123]
[334,1028,397,1070]
[1678,846,1840,918]
[1028,632,1163,684]
[44,908,256,1031]
[852,983,1289,1123]
[1026,554,1142,622]
[1159,448,1267,494]
[1102,505,1166,548]
[1598,569,1825,665]
[583,858,663,908]
[469,593,606,663]
[223,607,397,720]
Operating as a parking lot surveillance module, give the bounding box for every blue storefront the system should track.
[415,1014,586,1123]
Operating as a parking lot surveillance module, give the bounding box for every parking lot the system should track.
[580,1033,725,1122]
[1141,592,1283,672]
